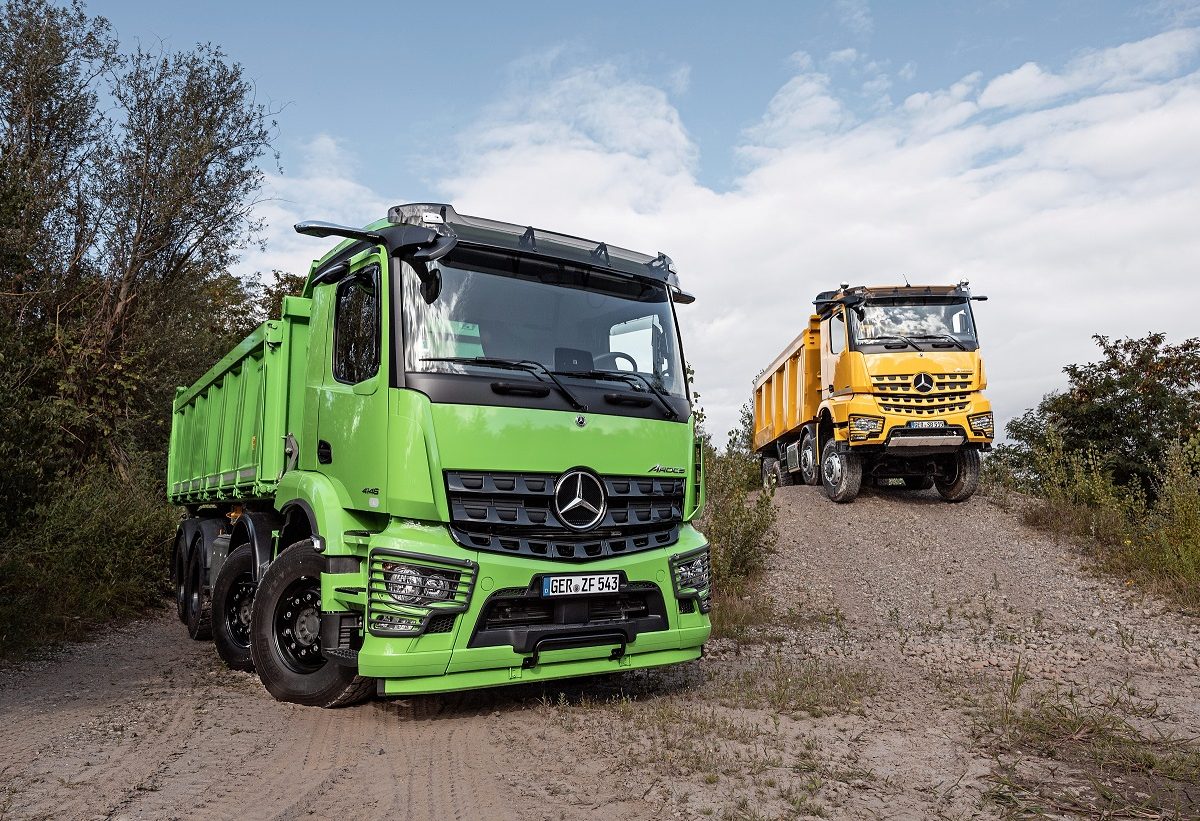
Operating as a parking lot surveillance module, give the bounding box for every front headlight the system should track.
[369,551,478,638]
[670,546,712,613]
[849,414,885,441]
[380,562,461,605]
[968,412,994,437]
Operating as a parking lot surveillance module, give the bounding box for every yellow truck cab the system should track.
[752,282,993,503]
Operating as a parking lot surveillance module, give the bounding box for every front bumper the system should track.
[835,393,994,448]
[321,520,711,694]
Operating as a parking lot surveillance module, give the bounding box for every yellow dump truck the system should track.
[752,282,993,503]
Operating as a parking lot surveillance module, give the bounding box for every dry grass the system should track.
[979,681,1200,819]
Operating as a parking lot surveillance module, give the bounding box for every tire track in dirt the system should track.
[0,615,515,821]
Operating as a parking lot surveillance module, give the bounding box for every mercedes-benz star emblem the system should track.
[913,372,935,393]
[553,470,607,531]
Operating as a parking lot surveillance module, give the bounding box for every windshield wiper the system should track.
[858,335,919,350]
[421,357,588,412]
[552,369,679,420]
[910,334,969,351]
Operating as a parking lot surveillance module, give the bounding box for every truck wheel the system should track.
[173,530,188,624]
[935,449,981,502]
[185,541,212,641]
[212,544,256,672]
[761,458,779,489]
[773,459,794,486]
[250,540,373,708]
[799,432,820,486]
[904,476,935,491]
[820,439,862,503]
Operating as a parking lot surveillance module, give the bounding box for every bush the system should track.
[698,401,777,586]
[988,431,1200,610]
[0,463,177,658]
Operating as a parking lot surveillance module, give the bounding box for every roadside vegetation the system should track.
[986,333,1200,611]
[977,668,1200,819]
[696,402,779,640]
[0,0,290,656]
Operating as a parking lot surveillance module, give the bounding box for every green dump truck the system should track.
[167,204,710,707]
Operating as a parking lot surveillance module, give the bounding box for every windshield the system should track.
[400,246,687,397]
[849,298,979,350]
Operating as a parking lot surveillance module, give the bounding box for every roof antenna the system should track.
[902,273,911,287]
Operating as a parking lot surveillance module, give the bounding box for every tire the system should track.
[773,458,794,487]
[213,544,257,672]
[936,448,981,503]
[798,432,820,486]
[250,540,373,708]
[762,458,779,489]
[904,476,935,491]
[820,439,863,503]
[185,539,212,641]
[172,530,188,624]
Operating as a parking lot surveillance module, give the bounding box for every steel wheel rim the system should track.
[273,576,324,674]
[801,443,815,478]
[226,574,256,648]
[823,452,843,485]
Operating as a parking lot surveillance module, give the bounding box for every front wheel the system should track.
[936,449,981,502]
[250,540,373,708]
[212,544,257,672]
[820,439,863,503]
[798,432,820,486]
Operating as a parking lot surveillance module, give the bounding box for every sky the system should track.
[100,0,1200,443]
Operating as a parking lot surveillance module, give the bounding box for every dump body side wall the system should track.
[167,297,311,506]
[752,315,821,452]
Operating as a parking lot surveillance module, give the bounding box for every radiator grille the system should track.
[445,470,684,561]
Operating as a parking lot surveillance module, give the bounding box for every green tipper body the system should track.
[167,205,709,697]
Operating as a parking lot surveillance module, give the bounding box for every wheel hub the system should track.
[801,446,815,476]
[273,577,324,673]
[823,452,843,485]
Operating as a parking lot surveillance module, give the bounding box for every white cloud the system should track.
[836,0,873,36]
[244,31,1200,446]
[979,28,1200,109]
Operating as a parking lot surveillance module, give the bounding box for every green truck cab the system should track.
[166,204,710,707]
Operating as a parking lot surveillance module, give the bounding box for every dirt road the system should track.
[2,487,1198,820]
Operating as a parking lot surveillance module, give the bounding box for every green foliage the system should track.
[0,463,178,657]
[699,401,777,585]
[994,333,1200,495]
[0,0,286,652]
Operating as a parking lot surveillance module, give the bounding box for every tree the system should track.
[0,0,279,528]
[996,333,1200,493]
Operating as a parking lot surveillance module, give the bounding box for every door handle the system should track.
[317,440,333,464]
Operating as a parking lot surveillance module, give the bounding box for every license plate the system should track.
[541,574,620,597]
[908,420,946,428]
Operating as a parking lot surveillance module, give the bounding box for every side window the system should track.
[332,265,380,384]
[829,310,846,354]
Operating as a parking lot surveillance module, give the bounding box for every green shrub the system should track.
[0,463,177,658]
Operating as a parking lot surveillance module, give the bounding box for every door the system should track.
[820,308,846,399]
[314,249,390,511]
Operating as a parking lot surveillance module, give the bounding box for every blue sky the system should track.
[98,0,1200,441]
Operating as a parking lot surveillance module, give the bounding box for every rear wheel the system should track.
[820,439,863,503]
[762,458,780,489]
[185,540,212,641]
[936,449,981,502]
[172,530,187,624]
[773,458,794,486]
[904,476,935,491]
[250,540,372,708]
[213,544,256,672]
[798,432,820,486]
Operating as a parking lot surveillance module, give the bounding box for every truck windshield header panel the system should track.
[398,247,689,419]
[850,297,978,352]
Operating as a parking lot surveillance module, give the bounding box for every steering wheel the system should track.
[594,351,638,372]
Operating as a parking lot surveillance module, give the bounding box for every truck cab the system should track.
[753,282,993,503]
[167,204,710,706]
